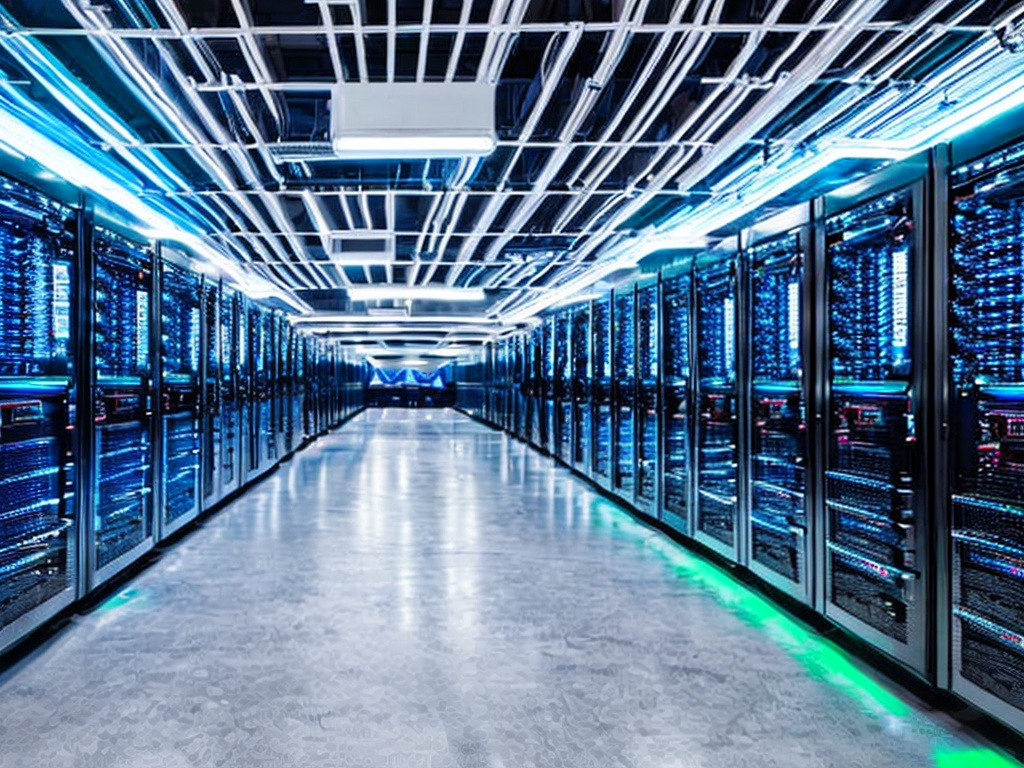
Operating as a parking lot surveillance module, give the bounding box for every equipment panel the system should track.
[637,284,659,508]
[0,179,77,648]
[613,289,636,496]
[824,188,920,659]
[949,143,1024,720]
[696,256,739,551]
[592,298,612,481]
[92,229,153,577]
[748,233,808,593]
[159,260,201,532]
[571,306,590,470]
[662,271,691,534]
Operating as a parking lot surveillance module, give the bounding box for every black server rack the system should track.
[199,279,222,509]
[157,257,201,538]
[571,304,591,473]
[661,268,691,535]
[236,296,253,480]
[265,312,280,460]
[300,336,314,435]
[555,312,572,463]
[0,180,78,654]
[90,228,154,586]
[946,138,1024,726]
[592,297,612,488]
[542,320,555,455]
[636,281,660,516]
[695,252,740,560]
[526,330,542,445]
[746,231,811,601]
[280,320,296,455]
[245,305,273,483]
[219,289,241,501]
[499,339,513,432]
[483,344,496,424]
[513,335,527,440]
[314,338,324,428]
[273,314,289,457]
[822,180,929,675]
[613,287,636,500]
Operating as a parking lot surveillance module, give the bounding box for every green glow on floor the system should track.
[934,748,1023,768]
[96,587,146,614]
[588,499,1024,767]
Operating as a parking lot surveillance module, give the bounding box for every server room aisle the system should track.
[0,410,1017,768]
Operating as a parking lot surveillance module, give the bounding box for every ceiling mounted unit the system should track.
[331,82,496,159]
[328,233,395,265]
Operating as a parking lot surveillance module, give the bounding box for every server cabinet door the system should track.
[90,230,154,587]
[158,258,201,539]
[695,255,740,560]
[571,306,591,474]
[613,289,636,501]
[542,321,554,454]
[747,233,810,602]
[200,281,222,510]
[555,313,573,464]
[823,185,927,675]
[661,271,692,535]
[636,282,660,517]
[947,143,1024,729]
[591,298,612,488]
[219,290,241,499]
[0,184,78,654]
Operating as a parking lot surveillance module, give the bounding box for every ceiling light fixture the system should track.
[332,135,496,159]
[347,286,487,303]
[331,82,496,159]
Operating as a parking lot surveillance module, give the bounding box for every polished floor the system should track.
[0,409,1019,767]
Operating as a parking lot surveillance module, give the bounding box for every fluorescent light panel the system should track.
[347,286,486,303]
[332,135,495,158]
[332,82,495,159]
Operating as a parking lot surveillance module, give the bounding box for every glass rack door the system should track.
[748,234,808,596]
[695,255,739,554]
[662,271,691,534]
[948,142,1024,723]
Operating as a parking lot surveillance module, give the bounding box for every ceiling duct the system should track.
[328,233,396,265]
[331,82,497,159]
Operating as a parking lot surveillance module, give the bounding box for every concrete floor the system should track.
[0,409,1018,768]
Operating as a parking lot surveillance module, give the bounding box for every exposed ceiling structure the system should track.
[0,0,1023,365]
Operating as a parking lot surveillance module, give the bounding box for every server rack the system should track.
[89,228,155,587]
[661,267,692,535]
[745,226,812,602]
[554,311,572,464]
[219,288,242,501]
[199,279,222,509]
[571,304,591,473]
[542,320,555,455]
[821,168,931,677]
[612,286,637,501]
[156,255,202,539]
[245,304,273,484]
[591,296,613,489]
[525,328,541,446]
[945,135,1024,727]
[273,314,289,457]
[694,251,740,561]
[482,343,494,423]
[636,280,660,517]
[512,335,527,440]
[280,319,296,455]
[0,180,78,654]
[499,339,513,432]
